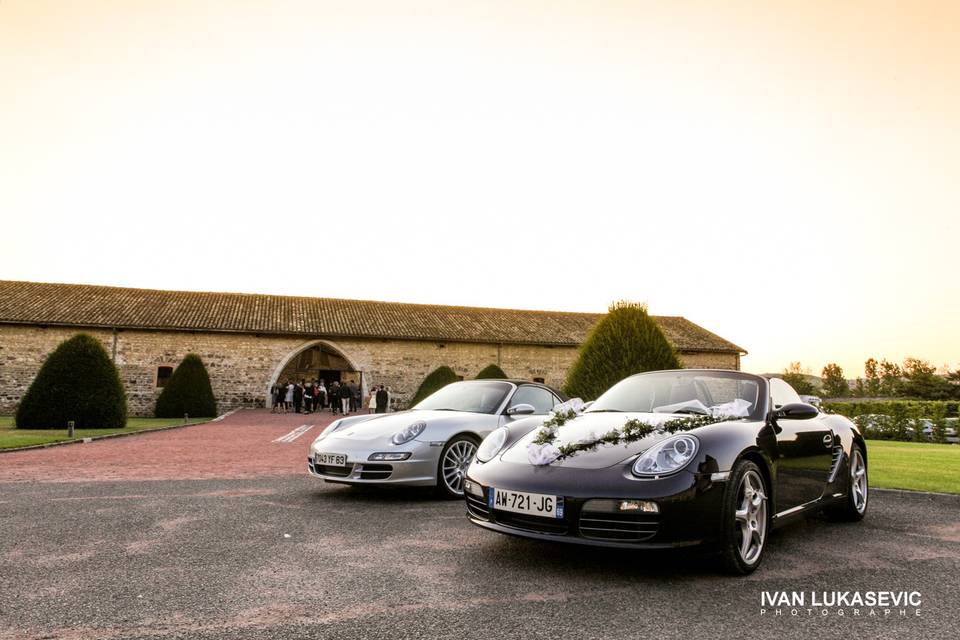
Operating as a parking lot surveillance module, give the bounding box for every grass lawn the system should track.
[866,439,960,494]
[0,416,208,450]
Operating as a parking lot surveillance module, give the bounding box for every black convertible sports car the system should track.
[464,369,868,574]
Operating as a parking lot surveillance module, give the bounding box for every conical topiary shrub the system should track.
[409,366,459,407]
[154,354,218,418]
[475,364,508,379]
[15,333,127,429]
[564,301,681,400]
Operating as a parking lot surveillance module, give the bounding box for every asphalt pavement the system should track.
[1,411,957,640]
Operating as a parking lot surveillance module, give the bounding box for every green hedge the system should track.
[154,354,218,418]
[564,301,680,400]
[475,364,508,379]
[824,400,958,443]
[409,366,459,407]
[824,400,959,419]
[15,333,127,429]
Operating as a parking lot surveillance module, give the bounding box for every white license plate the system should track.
[489,488,564,519]
[314,452,347,466]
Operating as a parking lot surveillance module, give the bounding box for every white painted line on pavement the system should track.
[211,409,240,423]
[273,424,315,443]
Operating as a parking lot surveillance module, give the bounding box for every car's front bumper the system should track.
[467,518,701,549]
[463,464,727,549]
[307,439,440,487]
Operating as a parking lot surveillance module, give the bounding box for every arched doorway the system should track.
[266,340,364,408]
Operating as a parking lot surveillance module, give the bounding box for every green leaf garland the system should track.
[530,412,727,463]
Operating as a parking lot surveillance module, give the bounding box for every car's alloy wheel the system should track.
[718,460,768,574]
[437,437,478,498]
[850,448,867,514]
[826,443,868,521]
[735,469,768,566]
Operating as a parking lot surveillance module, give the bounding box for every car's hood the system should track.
[499,412,723,470]
[324,410,488,442]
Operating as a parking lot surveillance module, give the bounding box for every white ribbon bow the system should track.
[525,397,586,466]
[527,443,561,466]
[551,397,586,417]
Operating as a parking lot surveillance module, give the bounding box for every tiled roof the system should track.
[0,281,745,353]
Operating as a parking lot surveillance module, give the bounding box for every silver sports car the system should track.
[307,380,566,497]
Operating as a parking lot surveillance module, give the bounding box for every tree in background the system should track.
[475,364,508,379]
[154,354,218,418]
[853,378,866,397]
[864,358,881,397]
[780,362,819,396]
[409,366,460,406]
[879,360,902,396]
[16,333,127,429]
[948,367,960,399]
[821,363,850,398]
[564,301,680,400]
[899,357,954,400]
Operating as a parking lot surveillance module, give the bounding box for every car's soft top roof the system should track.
[453,378,567,399]
[626,368,765,381]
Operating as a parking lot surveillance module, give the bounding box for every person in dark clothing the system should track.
[330,382,340,414]
[293,381,304,413]
[338,381,353,415]
[375,385,389,413]
[349,382,360,412]
[303,381,314,413]
[311,380,321,412]
[270,383,281,413]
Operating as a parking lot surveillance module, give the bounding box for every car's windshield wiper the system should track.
[431,408,462,412]
[586,409,623,413]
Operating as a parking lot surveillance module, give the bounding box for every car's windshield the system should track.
[586,371,765,420]
[413,381,512,414]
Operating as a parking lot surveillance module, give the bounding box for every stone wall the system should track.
[0,324,740,417]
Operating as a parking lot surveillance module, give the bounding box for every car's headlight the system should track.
[314,419,343,443]
[476,427,508,462]
[391,421,426,445]
[631,434,699,477]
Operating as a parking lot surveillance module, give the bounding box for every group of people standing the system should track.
[270,379,391,416]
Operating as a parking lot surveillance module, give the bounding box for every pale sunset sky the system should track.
[1,1,957,377]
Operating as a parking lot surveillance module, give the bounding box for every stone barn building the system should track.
[0,281,746,416]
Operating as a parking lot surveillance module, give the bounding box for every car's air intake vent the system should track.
[466,494,490,520]
[316,464,353,478]
[493,511,568,535]
[827,445,844,483]
[358,464,392,480]
[579,511,659,542]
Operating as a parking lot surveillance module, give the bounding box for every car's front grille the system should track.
[358,464,392,480]
[493,511,568,535]
[315,464,353,478]
[466,493,490,520]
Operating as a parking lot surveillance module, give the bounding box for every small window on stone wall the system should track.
[156,366,174,388]
[533,377,545,384]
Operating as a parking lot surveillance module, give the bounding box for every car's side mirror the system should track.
[506,403,536,416]
[774,402,819,421]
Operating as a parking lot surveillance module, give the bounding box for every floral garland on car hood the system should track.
[526,398,737,466]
